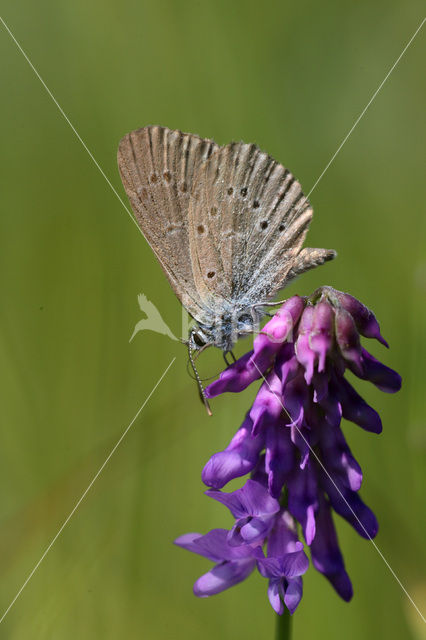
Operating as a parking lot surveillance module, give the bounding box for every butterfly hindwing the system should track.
[189,141,313,305]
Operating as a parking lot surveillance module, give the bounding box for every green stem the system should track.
[275,607,292,640]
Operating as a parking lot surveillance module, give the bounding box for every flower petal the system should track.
[333,376,382,433]
[310,495,353,601]
[312,371,329,404]
[174,532,211,557]
[351,348,402,393]
[257,297,305,352]
[282,373,309,427]
[265,423,295,499]
[206,479,280,519]
[267,578,284,614]
[295,306,316,384]
[248,298,305,379]
[175,528,255,562]
[194,558,256,596]
[309,301,335,372]
[267,510,300,557]
[335,307,363,374]
[205,352,259,397]
[287,463,318,545]
[256,556,282,579]
[319,422,363,492]
[232,516,272,546]
[241,517,271,542]
[257,547,308,579]
[250,372,283,436]
[284,576,303,614]
[278,549,310,578]
[318,391,342,430]
[274,345,300,386]
[333,290,388,347]
[322,474,378,539]
[202,417,265,488]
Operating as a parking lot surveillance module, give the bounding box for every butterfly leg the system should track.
[223,351,237,366]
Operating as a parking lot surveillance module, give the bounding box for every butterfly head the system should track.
[187,305,263,415]
[190,326,211,350]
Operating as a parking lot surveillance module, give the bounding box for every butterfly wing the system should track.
[188,141,323,306]
[117,125,219,322]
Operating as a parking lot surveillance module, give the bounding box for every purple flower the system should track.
[175,480,309,613]
[201,416,264,488]
[206,479,280,546]
[177,287,401,614]
[256,510,309,614]
[309,494,353,601]
[174,529,257,596]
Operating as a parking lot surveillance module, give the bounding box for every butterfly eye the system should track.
[193,332,206,347]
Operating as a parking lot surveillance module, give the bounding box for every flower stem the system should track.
[275,608,291,640]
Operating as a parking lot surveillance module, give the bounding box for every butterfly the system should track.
[117,125,335,411]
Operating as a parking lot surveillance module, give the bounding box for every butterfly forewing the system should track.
[187,143,243,305]
[117,125,219,322]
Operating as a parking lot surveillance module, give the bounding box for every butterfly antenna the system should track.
[188,338,212,417]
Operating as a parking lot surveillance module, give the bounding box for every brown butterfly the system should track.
[118,126,335,411]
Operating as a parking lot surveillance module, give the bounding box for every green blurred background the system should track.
[0,1,425,638]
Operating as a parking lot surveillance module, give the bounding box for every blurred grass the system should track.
[0,0,425,638]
